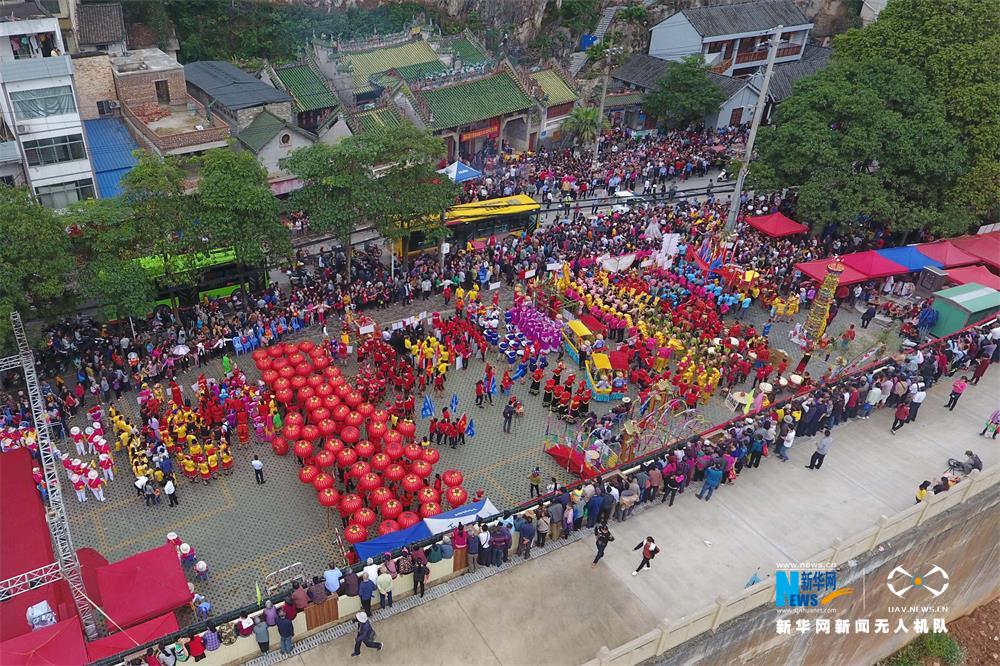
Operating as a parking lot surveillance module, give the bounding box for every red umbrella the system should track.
[378,520,400,536]
[271,437,289,456]
[369,486,394,507]
[369,452,390,471]
[442,469,463,487]
[396,421,416,441]
[301,424,320,442]
[381,498,403,519]
[358,472,383,491]
[313,449,335,469]
[421,448,440,465]
[293,440,314,460]
[420,502,442,518]
[340,425,361,445]
[384,463,406,482]
[401,474,423,493]
[298,465,319,484]
[397,511,420,528]
[336,447,358,468]
[416,486,440,504]
[318,488,340,507]
[312,472,334,491]
[352,507,377,528]
[285,412,304,426]
[323,438,344,455]
[339,493,363,516]
[355,440,375,459]
[349,460,371,479]
[410,459,433,479]
[404,443,423,460]
[445,486,468,507]
[371,409,389,423]
[344,523,367,544]
[383,440,404,460]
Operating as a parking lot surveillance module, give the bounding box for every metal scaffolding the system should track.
[4,312,97,638]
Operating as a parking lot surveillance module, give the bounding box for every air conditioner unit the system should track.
[16,125,27,133]
[108,100,121,109]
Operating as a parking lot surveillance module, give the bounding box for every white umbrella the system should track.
[171,344,190,357]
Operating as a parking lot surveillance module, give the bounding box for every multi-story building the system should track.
[0,12,97,207]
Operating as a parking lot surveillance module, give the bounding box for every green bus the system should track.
[138,248,268,310]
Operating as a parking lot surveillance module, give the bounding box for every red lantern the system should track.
[417,486,440,504]
[271,436,289,456]
[345,391,363,408]
[295,363,312,377]
[298,340,315,353]
[339,493,363,516]
[276,388,293,405]
[326,366,342,378]
[410,459,432,478]
[286,412,304,427]
[268,345,284,358]
[298,386,315,405]
[344,522,367,544]
[340,425,360,445]
[378,520,400,536]
[298,465,319,484]
[279,365,296,380]
[307,374,324,389]
[318,487,340,507]
[357,402,375,418]
[369,452,390,471]
[404,443,423,460]
[271,355,288,369]
[274,376,291,392]
[445,486,468,507]
[290,375,307,390]
[300,424,318,443]
[349,460,371,479]
[282,423,301,440]
[309,405,329,423]
[288,352,304,366]
[442,469,463,487]
[262,369,279,385]
[396,420,417,441]
[367,421,387,443]
[369,486,394,507]
[332,404,350,421]
[324,438,344,455]
[384,430,403,449]
[315,383,333,398]
[352,507,377,527]
[322,394,340,410]
[381,499,403,519]
[294,440,314,460]
[345,411,364,428]
[312,472,335,491]
[401,474,423,493]
[337,447,358,468]
[355,440,375,459]
[305,395,323,413]
[312,354,330,370]
[318,418,335,437]
[420,502,442,518]
[384,463,406,482]
[383,440,404,460]
[255,357,272,372]
[397,511,420,528]
[421,448,440,465]
[335,383,350,399]
[371,408,389,423]
[358,472,382,491]
[313,449,335,469]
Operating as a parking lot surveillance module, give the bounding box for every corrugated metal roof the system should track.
[273,65,339,113]
[679,0,811,38]
[530,70,578,106]
[83,118,139,198]
[184,61,292,110]
[0,55,72,83]
[76,3,126,46]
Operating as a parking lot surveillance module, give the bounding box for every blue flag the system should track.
[450,393,459,411]
[421,395,435,419]
[488,376,497,394]
[465,418,475,437]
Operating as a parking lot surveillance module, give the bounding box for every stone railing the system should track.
[121,99,229,154]
[581,464,1000,666]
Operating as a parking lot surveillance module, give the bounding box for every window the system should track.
[707,41,725,54]
[39,0,63,14]
[9,86,76,120]
[35,178,94,208]
[280,133,291,144]
[0,175,15,187]
[23,133,86,166]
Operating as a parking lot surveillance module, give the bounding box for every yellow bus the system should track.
[404,194,542,253]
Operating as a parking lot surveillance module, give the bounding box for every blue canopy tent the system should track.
[353,499,500,561]
[354,522,431,562]
[875,246,943,272]
[437,161,481,184]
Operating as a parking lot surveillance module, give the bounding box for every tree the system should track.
[642,55,725,129]
[0,186,75,350]
[833,0,999,222]
[196,148,290,267]
[751,57,971,236]
[561,106,606,145]
[285,124,458,275]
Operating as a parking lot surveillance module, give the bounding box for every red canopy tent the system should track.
[946,265,1000,291]
[0,617,87,666]
[608,350,629,371]
[745,212,809,237]
[842,250,908,279]
[916,241,979,268]
[96,544,190,628]
[86,613,180,663]
[795,259,868,286]
[949,232,1000,270]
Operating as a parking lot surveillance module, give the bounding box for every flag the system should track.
[488,376,497,394]
[743,388,755,415]
[450,393,459,411]
[255,582,263,607]
[465,418,475,437]
[421,395,435,419]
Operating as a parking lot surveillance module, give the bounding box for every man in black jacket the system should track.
[352,612,383,656]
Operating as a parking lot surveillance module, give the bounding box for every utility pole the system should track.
[591,45,622,166]
[724,25,783,233]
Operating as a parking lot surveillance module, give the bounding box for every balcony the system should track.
[711,57,733,74]
[776,44,804,58]
[734,43,804,65]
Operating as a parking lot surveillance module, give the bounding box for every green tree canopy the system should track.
[561,106,606,146]
[642,55,725,129]
[0,186,75,349]
[834,0,999,221]
[751,56,971,236]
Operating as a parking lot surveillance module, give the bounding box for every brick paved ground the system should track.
[59,274,897,616]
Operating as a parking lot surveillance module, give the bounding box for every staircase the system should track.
[568,5,620,76]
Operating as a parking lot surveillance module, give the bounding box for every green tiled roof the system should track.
[449,38,487,65]
[353,106,405,139]
[237,111,286,153]
[418,74,535,131]
[605,91,645,107]
[393,60,447,81]
[530,69,578,106]
[341,40,440,92]
[274,66,339,113]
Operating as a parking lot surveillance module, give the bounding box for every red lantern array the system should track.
[344,523,367,544]
[397,511,420,528]
[442,469,464,487]
[380,499,403,519]
[312,472,334,491]
[352,507,377,528]
[445,486,468,507]
[378,520,400,536]
[419,502,442,518]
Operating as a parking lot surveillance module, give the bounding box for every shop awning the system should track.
[842,250,908,279]
[915,241,979,268]
[949,232,1000,270]
[745,212,808,237]
[795,259,868,286]
[946,265,1000,291]
[874,246,942,271]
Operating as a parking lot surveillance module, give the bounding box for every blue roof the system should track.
[875,246,943,272]
[83,118,139,198]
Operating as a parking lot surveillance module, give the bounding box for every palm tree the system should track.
[561,106,607,145]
